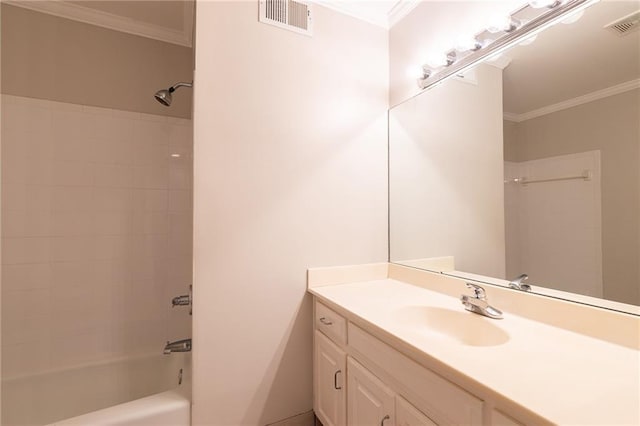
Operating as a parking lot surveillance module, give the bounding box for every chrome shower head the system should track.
[154,81,192,107]
[154,89,172,106]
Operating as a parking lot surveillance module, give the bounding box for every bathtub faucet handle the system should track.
[163,339,192,355]
[171,285,192,315]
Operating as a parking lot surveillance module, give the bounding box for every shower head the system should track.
[154,81,192,107]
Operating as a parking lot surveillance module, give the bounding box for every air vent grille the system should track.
[259,0,313,36]
[604,11,640,36]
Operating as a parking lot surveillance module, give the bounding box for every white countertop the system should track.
[310,278,640,425]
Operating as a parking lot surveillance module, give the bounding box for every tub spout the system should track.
[163,339,191,355]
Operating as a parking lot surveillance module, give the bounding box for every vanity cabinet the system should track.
[314,301,447,426]
[347,357,395,426]
[314,331,346,426]
[396,396,437,426]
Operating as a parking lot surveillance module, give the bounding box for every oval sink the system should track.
[394,306,510,347]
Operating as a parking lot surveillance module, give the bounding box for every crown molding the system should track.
[388,0,421,28]
[317,1,387,28]
[504,78,640,122]
[317,0,419,29]
[5,0,193,47]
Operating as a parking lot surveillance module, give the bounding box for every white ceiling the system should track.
[317,0,420,28]
[503,0,640,116]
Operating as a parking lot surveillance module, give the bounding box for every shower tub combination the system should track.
[2,353,191,426]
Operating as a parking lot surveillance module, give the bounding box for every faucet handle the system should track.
[465,282,486,299]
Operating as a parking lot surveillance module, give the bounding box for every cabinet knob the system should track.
[334,370,342,390]
[319,317,333,326]
[380,414,390,426]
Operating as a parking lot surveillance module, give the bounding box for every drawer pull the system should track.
[380,414,390,426]
[334,369,342,390]
[319,317,333,326]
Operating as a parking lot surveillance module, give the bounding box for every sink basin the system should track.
[394,306,510,347]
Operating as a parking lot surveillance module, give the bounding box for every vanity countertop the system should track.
[309,278,640,425]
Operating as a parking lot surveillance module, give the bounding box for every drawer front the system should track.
[315,301,347,346]
[397,395,438,426]
[492,409,523,426]
[349,323,483,426]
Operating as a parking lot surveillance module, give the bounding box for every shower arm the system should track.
[170,82,193,92]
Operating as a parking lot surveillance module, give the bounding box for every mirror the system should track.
[389,0,640,314]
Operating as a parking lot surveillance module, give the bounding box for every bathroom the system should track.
[1,0,638,425]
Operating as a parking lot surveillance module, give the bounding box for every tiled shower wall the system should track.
[1,95,193,379]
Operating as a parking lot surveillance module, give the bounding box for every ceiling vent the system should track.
[604,11,640,36]
[259,0,313,36]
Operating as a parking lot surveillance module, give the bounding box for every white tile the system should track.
[3,340,52,378]
[133,189,169,212]
[51,186,93,212]
[93,188,134,211]
[93,210,134,235]
[1,96,193,375]
[92,138,136,165]
[169,166,192,189]
[94,164,135,188]
[93,235,129,260]
[168,189,192,213]
[49,237,94,262]
[134,138,169,167]
[50,210,94,237]
[2,209,52,237]
[132,211,169,235]
[51,161,94,186]
[2,288,52,320]
[2,237,51,264]
[1,313,52,345]
[133,166,169,189]
[50,261,94,288]
[1,263,52,291]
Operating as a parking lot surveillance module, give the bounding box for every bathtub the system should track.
[2,353,191,426]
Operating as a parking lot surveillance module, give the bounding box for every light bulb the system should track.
[529,0,560,8]
[561,9,584,24]
[408,65,426,79]
[455,35,482,52]
[487,15,520,33]
[425,53,448,68]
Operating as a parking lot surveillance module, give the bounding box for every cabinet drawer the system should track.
[349,323,483,426]
[492,409,523,426]
[397,395,438,426]
[315,301,347,346]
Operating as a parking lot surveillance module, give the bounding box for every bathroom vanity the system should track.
[309,263,640,426]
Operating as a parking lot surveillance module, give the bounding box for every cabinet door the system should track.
[314,331,346,426]
[396,396,438,426]
[347,357,395,426]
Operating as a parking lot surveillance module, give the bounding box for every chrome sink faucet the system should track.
[509,273,531,292]
[460,283,503,319]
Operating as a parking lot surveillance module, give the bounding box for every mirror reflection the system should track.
[389,0,639,310]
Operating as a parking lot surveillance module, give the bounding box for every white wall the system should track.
[389,65,506,278]
[192,2,388,425]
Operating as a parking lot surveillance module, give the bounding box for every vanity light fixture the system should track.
[529,0,562,9]
[416,0,599,90]
[455,35,483,52]
[487,16,521,33]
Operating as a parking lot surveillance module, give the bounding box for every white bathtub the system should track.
[2,353,191,426]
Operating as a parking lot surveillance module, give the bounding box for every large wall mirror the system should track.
[389,0,639,314]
